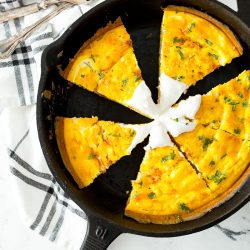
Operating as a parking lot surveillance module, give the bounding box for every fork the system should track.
[0,0,94,59]
[0,0,91,24]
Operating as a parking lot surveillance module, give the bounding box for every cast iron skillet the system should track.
[37,0,250,249]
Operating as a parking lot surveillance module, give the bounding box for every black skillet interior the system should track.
[37,0,250,247]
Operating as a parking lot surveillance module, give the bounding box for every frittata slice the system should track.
[158,6,242,102]
[63,18,158,118]
[125,145,215,224]
[196,70,250,140]
[55,117,151,188]
[174,124,250,196]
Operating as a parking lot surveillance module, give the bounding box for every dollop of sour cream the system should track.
[125,73,202,151]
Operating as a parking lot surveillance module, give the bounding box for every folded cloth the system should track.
[0,0,240,249]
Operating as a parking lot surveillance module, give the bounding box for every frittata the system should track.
[63,18,158,118]
[55,117,150,188]
[159,6,242,86]
[196,70,250,140]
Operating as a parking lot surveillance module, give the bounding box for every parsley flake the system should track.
[88,153,95,160]
[161,150,176,163]
[176,49,185,60]
[238,92,244,98]
[122,78,129,87]
[148,192,156,199]
[198,136,214,151]
[188,22,196,32]
[208,170,226,184]
[178,203,191,212]
[173,37,184,43]
[208,52,219,60]
[205,39,213,46]
[174,76,185,81]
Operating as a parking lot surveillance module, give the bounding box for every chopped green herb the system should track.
[209,160,216,166]
[211,120,218,129]
[88,153,95,160]
[90,54,96,63]
[224,96,231,103]
[242,101,248,107]
[83,62,94,72]
[122,78,129,87]
[188,22,196,32]
[224,97,240,111]
[234,128,241,134]
[134,75,141,82]
[98,71,105,80]
[205,39,213,46]
[161,150,176,163]
[174,75,185,81]
[238,92,244,98]
[178,203,191,212]
[248,84,250,90]
[148,192,156,199]
[176,49,185,60]
[198,136,214,151]
[173,37,184,43]
[176,46,182,49]
[174,118,179,122]
[246,75,250,80]
[220,153,227,159]
[231,101,240,111]
[208,52,219,60]
[108,133,121,138]
[208,170,226,184]
[80,73,85,78]
[177,214,183,222]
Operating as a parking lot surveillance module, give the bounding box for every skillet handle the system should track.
[80,215,122,250]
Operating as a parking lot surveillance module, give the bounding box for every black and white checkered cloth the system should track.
[0,0,240,249]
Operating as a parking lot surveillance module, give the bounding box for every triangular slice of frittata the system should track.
[55,117,151,188]
[158,6,243,110]
[174,124,250,197]
[195,70,250,140]
[125,145,215,224]
[63,18,158,118]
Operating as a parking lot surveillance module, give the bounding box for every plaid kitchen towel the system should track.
[0,0,240,249]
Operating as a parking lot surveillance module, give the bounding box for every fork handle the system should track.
[0,2,73,59]
[0,0,60,24]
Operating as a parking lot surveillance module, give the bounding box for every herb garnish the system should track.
[242,101,248,107]
[208,52,219,60]
[108,133,121,138]
[173,37,184,43]
[174,76,185,81]
[205,39,213,46]
[161,150,176,163]
[176,48,185,60]
[148,192,156,199]
[178,203,191,212]
[224,97,240,111]
[198,136,213,151]
[134,75,141,82]
[88,153,95,160]
[98,71,105,80]
[208,170,226,184]
[188,22,196,32]
[122,78,129,87]
[238,92,244,98]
